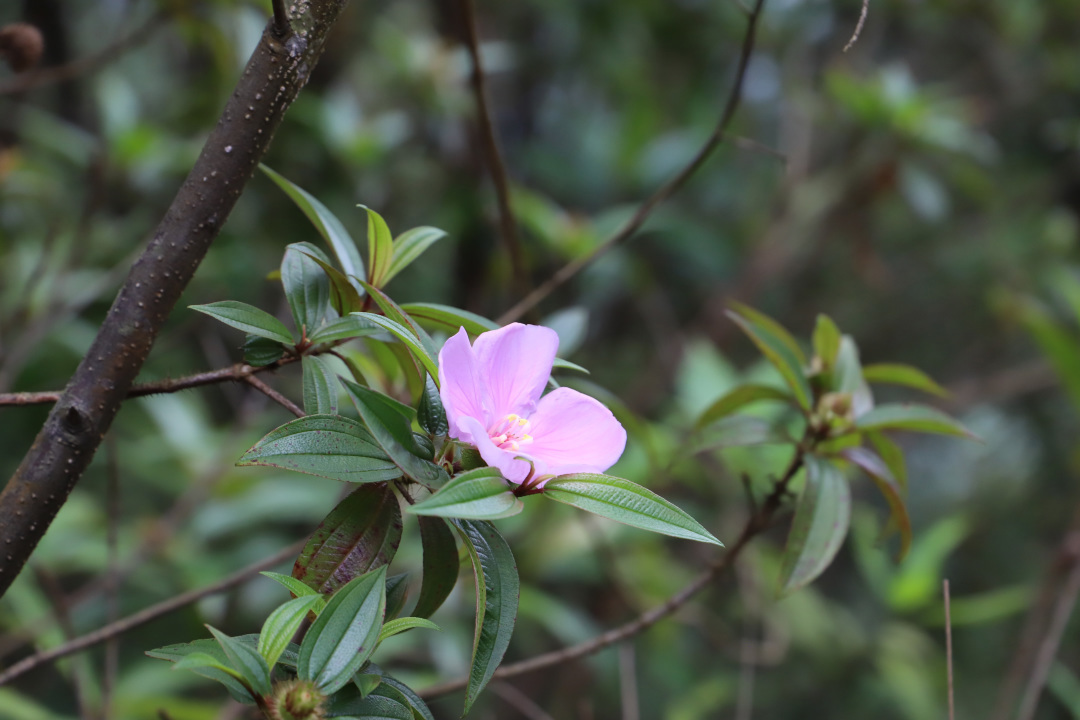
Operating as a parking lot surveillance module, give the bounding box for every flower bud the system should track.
[0,23,44,73]
[268,679,326,720]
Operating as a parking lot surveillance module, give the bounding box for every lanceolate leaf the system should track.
[308,314,380,344]
[542,474,722,545]
[299,249,366,316]
[238,415,400,484]
[453,520,519,714]
[867,431,907,492]
[261,571,322,600]
[385,573,410,621]
[244,334,284,367]
[778,455,851,596]
[261,165,366,289]
[861,363,949,397]
[384,227,448,285]
[328,693,414,720]
[364,667,436,720]
[190,301,294,345]
[408,468,523,520]
[207,626,272,697]
[148,640,255,703]
[377,617,441,645]
[695,384,795,429]
[353,313,440,382]
[413,516,459,620]
[364,207,395,289]
[298,566,387,694]
[726,307,812,410]
[399,302,499,336]
[690,415,792,453]
[293,483,402,595]
[302,355,339,415]
[841,446,912,561]
[417,374,449,437]
[833,336,874,416]
[258,594,323,669]
[282,242,332,335]
[812,314,843,371]
[854,403,974,438]
[342,379,446,488]
[357,283,441,364]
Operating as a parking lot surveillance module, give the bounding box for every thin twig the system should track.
[271,0,291,36]
[944,579,954,720]
[0,357,299,406]
[457,0,531,298]
[1015,531,1080,720]
[243,373,305,417]
[842,0,870,53]
[0,13,168,95]
[0,541,303,686]
[618,643,640,720]
[496,0,768,324]
[420,442,805,698]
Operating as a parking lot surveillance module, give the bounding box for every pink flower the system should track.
[438,323,627,486]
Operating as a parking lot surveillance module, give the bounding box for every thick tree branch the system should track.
[420,443,803,699]
[0,541,303,686]
[496,0,767,325]
[0,0,351,598]
[0,358,300,407]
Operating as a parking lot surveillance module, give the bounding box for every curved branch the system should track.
[0,0,351,598]
[420,444,802,699]
[0,540,303,686]
[496,0,767,325]
[0,358,300,406]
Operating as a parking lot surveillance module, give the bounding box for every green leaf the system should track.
[408,467,523,520]
[452,520,519,715]
[384,573,410,621]
[293,483,402,595]
[282,242,332,336]
[258,594,324,669]
[542,474,722,545]
[353,313,440,382]
[207,626,272,697]
[695,384,795,429]
[364,668,436,720]
[841,446,912,561]
[261,571,323,600]
[690,415,792,452]
[364,206,395,289]
[854,403,974,438]
[1021,298,1080,412]
[299,249,366,316]
[190,301,294,345]
[309,315,380,344]
[867,431,907,492]
[261,165,365,289]
[377,617,441,645]
[726,306,812,410]
[147,637,279,702]
[861,363,949,397]
[552,358,590,374]
[357,284,441,367]
[384,227,448,285]
[812,314,842,371]
[778,455,851,596]
[238,414,400,484]
[413,516,459,619]
[298,566,387,694]
[327,693,414,720]
[341,379,446,488]
[417,374,448,437]
[244,334,285,367]
[399,302,499,336]
[302,356,339,416]
[171,652,248,687]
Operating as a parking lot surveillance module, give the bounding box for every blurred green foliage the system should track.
[4,0,1080,718]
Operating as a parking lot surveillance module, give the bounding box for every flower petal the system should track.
[438,327,491,441]
[458,416,534,484]
[473,323,559,418]
[525,387,627,478]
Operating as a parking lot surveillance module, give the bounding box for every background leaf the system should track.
[384,227,448,285]
[855,403,974,438]
[727,306,812,409]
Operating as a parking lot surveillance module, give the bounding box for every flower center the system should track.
[488,413,534,452]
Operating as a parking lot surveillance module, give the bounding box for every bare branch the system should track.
[0,357,300,407]
[457,0,531,297]
[843,0,870,54]
[0,0,352,598]
[0,541,303,686]
[496,0,768,325]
